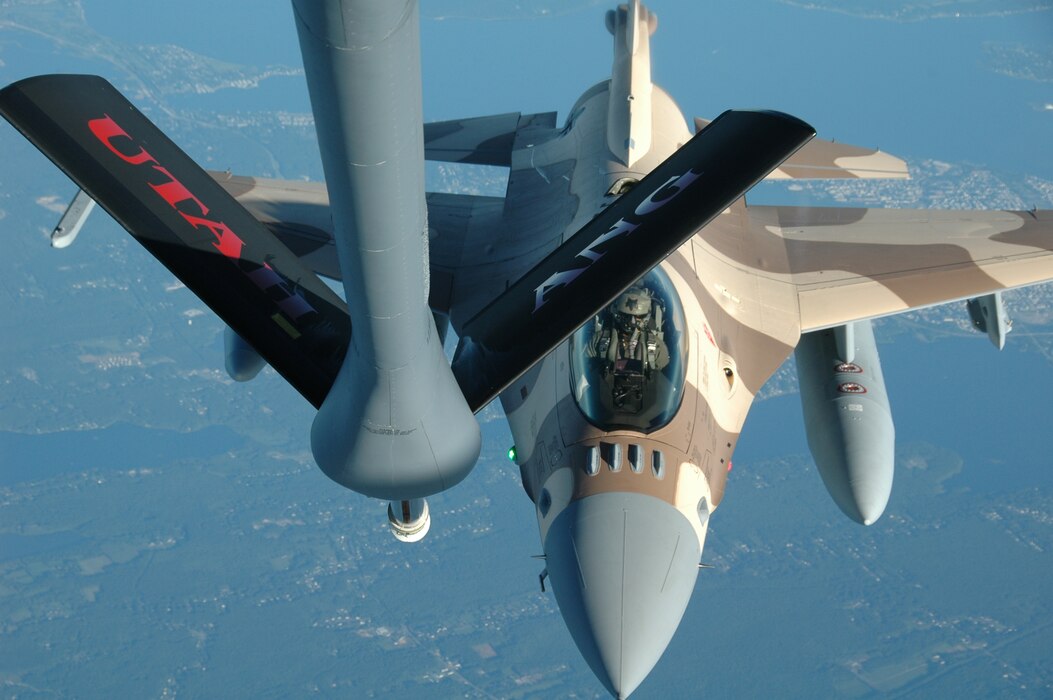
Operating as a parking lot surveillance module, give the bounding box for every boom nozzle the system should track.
[387,498,431,543]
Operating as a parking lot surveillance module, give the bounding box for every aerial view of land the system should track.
[2,0,1052,697]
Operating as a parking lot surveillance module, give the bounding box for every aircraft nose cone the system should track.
[544,492,701,698]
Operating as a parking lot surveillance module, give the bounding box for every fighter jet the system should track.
[2,1,1051,697]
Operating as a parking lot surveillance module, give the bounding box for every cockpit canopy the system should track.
[570,267,688,432]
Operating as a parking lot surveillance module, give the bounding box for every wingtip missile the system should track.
[50,188,95,248]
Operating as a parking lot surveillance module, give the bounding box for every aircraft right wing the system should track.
[738,205,1053,332]
[694,117,908,180]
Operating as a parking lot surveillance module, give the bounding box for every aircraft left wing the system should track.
[423,112,558,166]
[737,205,1053,331]
[206,173,510,318]
[208,173,341,280]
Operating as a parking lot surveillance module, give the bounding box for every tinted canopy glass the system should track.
[570,267,688,432]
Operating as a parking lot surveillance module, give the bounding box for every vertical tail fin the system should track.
[605,0,658,166]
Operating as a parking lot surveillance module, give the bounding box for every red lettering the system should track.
[148,165,209,217]
[87,115,158,166]
[87,113,317,323]
[179,212,245,260]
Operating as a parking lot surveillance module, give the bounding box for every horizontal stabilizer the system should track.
[695,117,907,179]
[452,109,815,411]
[0,75,350,408]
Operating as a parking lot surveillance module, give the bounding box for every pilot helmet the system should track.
[611,287,652,331]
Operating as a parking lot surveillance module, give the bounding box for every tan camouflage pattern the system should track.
[744,205,1053,331]
[694,116,909,180]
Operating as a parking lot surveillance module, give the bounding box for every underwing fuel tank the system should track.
[223,326,266,382]
[967,292,1012,350]
[795,320,895,525]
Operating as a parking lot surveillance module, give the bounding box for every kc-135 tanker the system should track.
[3,1,1051,696]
